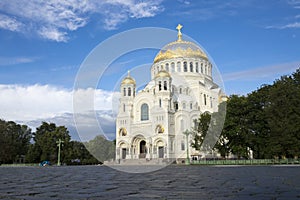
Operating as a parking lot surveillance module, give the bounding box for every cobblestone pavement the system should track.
[0,165,300,199]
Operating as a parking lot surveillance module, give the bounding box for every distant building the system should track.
[115,24,226,164]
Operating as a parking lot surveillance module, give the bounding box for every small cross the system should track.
[176,24,183,32]
[176,24,183,41]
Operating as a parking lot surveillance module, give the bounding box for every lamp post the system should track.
[183,130,191,165]
[56,139,64,166]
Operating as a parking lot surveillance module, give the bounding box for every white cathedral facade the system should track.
[115,25,225,164]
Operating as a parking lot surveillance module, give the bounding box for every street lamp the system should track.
[183,130,191,165]
[56,139,64,166]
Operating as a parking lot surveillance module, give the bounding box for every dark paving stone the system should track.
[0,165,300,199]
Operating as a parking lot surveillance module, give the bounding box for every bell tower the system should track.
[119,71,136,115]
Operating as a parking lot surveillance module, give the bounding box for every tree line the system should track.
[0,121,115,165]
[192,68,300,159]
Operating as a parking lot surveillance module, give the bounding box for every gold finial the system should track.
[176,24,183,41]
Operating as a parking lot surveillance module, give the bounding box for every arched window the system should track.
[201,63,203,73]
[159,99,162,107]
[177,62,181,72]
[123,88,126,96]
[171,62,175,72]
[180,119,184,131]
[141,103,149,121]
[174,102,179,111]
[128,87,131,96]
[164,81,167,90]
[181,141,185,151]
[210,97,213,108]
[166,63,169,71]
[205,64,207,75]
[158,81,162,91]
[183,62,187,72]
[204,94,207,105]
[183,103,186,109]
[193,119,198,129]
[179,88,182,94]
[196,62,199,73]
[190,103,193,110]
[190,62,193,72]
[123,104,125,112]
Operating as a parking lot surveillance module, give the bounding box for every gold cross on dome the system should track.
[176,24,183,41]
[176,24,183,32]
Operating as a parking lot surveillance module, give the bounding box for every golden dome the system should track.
[121,71,136,85]
[155,70,171,78]
[153,24,208,63]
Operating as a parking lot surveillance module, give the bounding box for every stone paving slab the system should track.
[0,165,300,199]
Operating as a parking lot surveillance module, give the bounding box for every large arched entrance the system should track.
[139,140,146,158]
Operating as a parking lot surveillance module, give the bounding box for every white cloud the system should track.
[0,56,36,66]
[38,26,68,42]
[0,14,23,31]
[281,22,300,28]
[0,84,115,121]
[91,0,164,30]
[266,1,300,29]
[0,0,164,41]
[288,0,300,8]
[177,0,191,5]
[103,13,128,31]
[266,22,300,29]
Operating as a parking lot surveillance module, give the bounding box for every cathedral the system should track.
[115,24,225,164]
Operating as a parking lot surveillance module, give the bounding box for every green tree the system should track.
[26,122,71,164]
[265,69,300,158]
[84,135,115,163]
[212,102,230,158]
[64,141,98,165]
[221,95,250,158]
[191,112,211,150]
[246,85,272,159]
[218,68,300,159]
[0,120,32,163]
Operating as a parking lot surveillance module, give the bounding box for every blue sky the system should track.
[0,0,299,139]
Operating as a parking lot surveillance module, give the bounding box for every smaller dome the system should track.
[155,70,171,79]
[121,71,136,85]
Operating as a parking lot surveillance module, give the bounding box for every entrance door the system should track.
[158,146,164,158]
[122,148,126,159]
[139,140,146,158]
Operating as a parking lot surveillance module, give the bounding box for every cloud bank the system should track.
[0,84,115,121]
[0,0,164,42]
[0,84,118,141]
